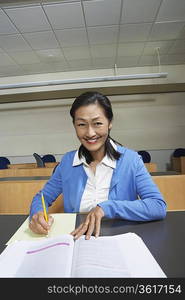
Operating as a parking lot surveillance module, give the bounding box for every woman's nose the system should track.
[86,125,96,137]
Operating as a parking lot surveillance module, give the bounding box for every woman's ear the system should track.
[109,122,113,130]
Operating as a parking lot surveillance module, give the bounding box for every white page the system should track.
[0,234,74,278]
[6,213,76,245]
[118,233,166,278]
[71,233,166,278]
[71,234,131,277]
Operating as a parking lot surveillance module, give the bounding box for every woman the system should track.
[29,91,166,239]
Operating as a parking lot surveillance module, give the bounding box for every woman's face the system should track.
[73,103,112,160]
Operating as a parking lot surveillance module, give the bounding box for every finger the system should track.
[94,216,101,238]
[29,220,48,235]
[71,223,89,240]
[70,217,89,235]
[85,215,95,240]
[38,213,50,230]
[70,223,84,235]
[48,215,54,228]
[30,212,49,234]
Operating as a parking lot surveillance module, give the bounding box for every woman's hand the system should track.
[29,211,54,235]
[71,206,104,240]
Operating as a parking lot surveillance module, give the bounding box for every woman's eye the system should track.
[77,123,85,127]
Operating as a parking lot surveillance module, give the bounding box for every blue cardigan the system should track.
[30,145,166,221]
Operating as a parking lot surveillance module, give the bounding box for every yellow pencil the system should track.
[41,192,48,222]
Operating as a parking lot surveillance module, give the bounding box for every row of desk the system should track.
[7,162,58,169]
[1,162,157,175]
[0,173,184,214]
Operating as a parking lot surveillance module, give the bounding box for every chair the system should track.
[0,157,10,169]
[171,148,185,173]
[42,154,56,163]
[172,148,185,157]
[33,153,45,168]
[52,162,60,175]
[137,150,151,163]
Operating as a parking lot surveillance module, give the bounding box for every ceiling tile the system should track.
[0,65,24,77]
[92,57,115,69]
[156,0,185,22]
[8,51,40,64]
[117,42,144,56]
[0,52,17,66]
[119,23,152,42]
[55,28,88,47]
[116,56,139,68]
[83,0,121,26]
[138,55,158,66]
[121,0,161,24]
[50,61,69,72]
[90,44,117,58]
[43,2,85,29]
[35,48,66,63]
[67,58,92,71]
[88,25,119,45]
[22,61,68,74]
[149,21,185,41]
[4,5,51,33]
[143,40,174,55]
[160,53,185,64]
[0,34,31,52]
[22,62,57,74]
[23,31,60,50]
[168,40,185,54]
[62,46,91,60]
[0,8,18,34]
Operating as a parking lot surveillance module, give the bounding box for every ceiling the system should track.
[0,0,185,79]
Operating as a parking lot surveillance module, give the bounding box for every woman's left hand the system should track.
[70,206,104,240]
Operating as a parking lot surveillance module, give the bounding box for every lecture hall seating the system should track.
[7,162,58,169]
[0,167,53,178]
[0,174,184,215]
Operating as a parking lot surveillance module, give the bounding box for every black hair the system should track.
[70,91,122,164]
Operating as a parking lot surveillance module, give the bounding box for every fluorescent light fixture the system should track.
[0,72,168,90]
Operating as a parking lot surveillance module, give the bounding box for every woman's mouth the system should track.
[85,137,99,144]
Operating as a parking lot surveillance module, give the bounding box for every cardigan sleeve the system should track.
[98,156,167,221]
[29,162,63,218]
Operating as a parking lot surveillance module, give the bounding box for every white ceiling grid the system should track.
[0,0,184,77]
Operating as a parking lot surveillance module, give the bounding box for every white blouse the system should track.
[72,144,116,212]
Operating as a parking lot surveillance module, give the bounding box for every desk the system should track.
[8,162,58,169]
[150,171,180,176]
[0,167,53,178]
[0,211,185,277]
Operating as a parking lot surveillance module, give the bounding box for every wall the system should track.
[0,91,185,171]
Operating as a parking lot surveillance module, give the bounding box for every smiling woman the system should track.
[70,91,121,164]
[29,91,166,240]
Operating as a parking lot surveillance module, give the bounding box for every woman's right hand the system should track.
[29,211,54,235]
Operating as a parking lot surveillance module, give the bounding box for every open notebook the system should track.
[0,233,166,278]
